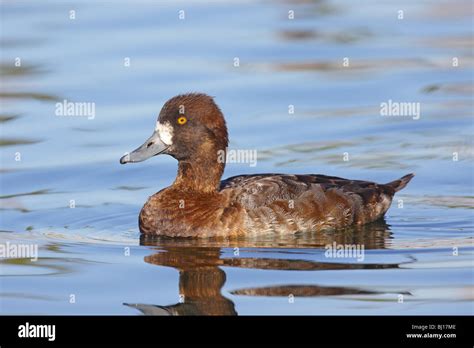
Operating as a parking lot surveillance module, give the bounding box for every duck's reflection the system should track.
[126,247,237,315]
[125,220,406,315]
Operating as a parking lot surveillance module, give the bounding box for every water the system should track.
[1,0,473,315]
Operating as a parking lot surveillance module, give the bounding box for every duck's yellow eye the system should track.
[177,116,187,125]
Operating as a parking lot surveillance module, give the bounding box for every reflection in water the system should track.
[278,27,372,43]
[126,246,237,315]
[0,137,42,147]
[0,63,47,77]
[125,220,409,315]
[0,92,59,101]
[232,285,393,297]
[0,189,55,213]
[0,114,21,123]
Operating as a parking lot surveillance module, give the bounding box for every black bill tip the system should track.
[120,153,130,164]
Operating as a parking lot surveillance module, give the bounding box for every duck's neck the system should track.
[172,149,226,193]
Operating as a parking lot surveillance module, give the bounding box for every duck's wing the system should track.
[220,173,391,208]
[219,173,414,230]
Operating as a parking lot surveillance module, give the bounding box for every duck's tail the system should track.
[386,173,415,192]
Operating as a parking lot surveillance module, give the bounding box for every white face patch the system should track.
[155,121,173,145]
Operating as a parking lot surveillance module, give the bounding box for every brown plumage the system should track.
[120,93,414,238]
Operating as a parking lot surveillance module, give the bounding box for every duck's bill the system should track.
[120,132,169,164]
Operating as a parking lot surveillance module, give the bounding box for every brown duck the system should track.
[120,93,414,238]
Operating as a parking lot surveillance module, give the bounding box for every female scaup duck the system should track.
[120,93,414,238]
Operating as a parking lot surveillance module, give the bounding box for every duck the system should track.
[120,93,414,238]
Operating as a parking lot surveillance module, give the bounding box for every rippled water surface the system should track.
[1,0,473,315]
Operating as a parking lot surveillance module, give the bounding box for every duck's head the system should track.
[120,93,228,165]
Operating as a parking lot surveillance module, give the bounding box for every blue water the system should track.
[0,0,473,315]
